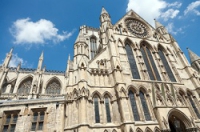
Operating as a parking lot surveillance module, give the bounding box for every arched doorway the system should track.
[168,116,186,132]
[168,109,193,132]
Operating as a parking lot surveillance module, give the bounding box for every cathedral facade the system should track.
[1,7,200,132]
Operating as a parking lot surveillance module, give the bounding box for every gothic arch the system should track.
[17,76,33,95]
[80,87,89,97]
[73,88,79,99]
[136,127,143,132]
[112,129,117,132]
[138,86,148,94]
[157,44,167,53]
[91,91,102,101]
[178,88,186,96]
[45,77,62,94]
[120,87,127,97]
[102,91,113,99]
[124,37,135,48]
[186,89,194,96]
[17,74,33,87]
[118,38,124,47]
[45,76,62,89]
[139,40,154,51]
[104,129,108,132]
[127,85,138,93]
[154,127,160,132]
[145,127,152,132]
[167,108,193,128]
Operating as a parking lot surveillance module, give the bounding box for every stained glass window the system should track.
[128,91,140,121]
[188,95,200,118]
[17,77,32,95]
[105,97,111,122]
[125,44,140,79]
[46,80,61,94]
[141,44,161,81]
[90,37,97,59]
[139,91,151,120]
[158,49,176,82]
[94,97,100,123]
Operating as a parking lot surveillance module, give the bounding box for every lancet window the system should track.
[187,92,200,118]
[90,36,97,59]
[105,96,111,123]
[139,91,151,120]
[17,77,32,95]
[158,48,176,82]
[140,43,161,81]
[94,96,100,123]
[46,79,61,94]
[125,43,140,79]
[128,90,140,121]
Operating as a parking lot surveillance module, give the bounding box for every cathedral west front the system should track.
[1,7,200,132]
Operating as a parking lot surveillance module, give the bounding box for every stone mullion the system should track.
[146,94,156,121]
[100,100,104,123]
[135,94,145,121]
[135,48,147,80]
[185,96,198,120]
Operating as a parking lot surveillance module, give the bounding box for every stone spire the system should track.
[187,48,200,64]
[2,48,13,68]
[154,19,164,29]
[101,7,108,15]
[100,7,111,23]
[37,51,43,71]
[154,19,170,40]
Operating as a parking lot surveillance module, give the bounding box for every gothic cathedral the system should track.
[1,7,200,132]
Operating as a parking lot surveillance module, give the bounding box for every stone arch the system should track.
[168,108,193,129]
[91,91,102,100]
[102,91,113,99]
[45,76,62,94]
[157,44,168,53]
[124,37,135,48]
[73,88,79,99]
[154,127,160,132]
[186,89,194,96]
[112,129,117,132]
[136,127,143,132]
[45,76,62,89]
[104,129,108,132]
[130,127,134,132]
[139,40,154,51]
[127,85,138,93]
[138,86,148,94]
[118,38,124,47]
[178,88,186,96]
[17,74,33,87]
[17,75,33,95]
[80,87,89,97]
[145,127,152,132]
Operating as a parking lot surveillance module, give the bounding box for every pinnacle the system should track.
[154,19,163,29]
[101,7,108,15]
[187,48,200,64]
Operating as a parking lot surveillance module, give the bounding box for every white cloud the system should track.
[10,18,73,45]
[167,2,182,8]
[166,23,184,35]
[160,9,180,21]
[184,1,200,15]
[126,0,167,26]
[9,54,24,67]
[126,0,181,26]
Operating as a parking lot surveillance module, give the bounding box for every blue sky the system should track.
[0,0,200,71]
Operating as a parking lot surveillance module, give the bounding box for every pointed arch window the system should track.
[158,48,176,82]
[139,91,151,120]
[128,90,140,121]
[105,96,111,122]
[125,43,140,79]
[188,93,200,118]
[94,96,100,123]
[46,80,61,94]
[140,44,161,81]
[17,77,32,95]
[90,36,97,59]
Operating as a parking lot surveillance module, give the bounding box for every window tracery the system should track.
[90,37,97,59]
[94,96,100,123]
[105,96,111,123]
[17,77,32,95]
[125,43,140,79]
[187,93,200,118]
[46,80,61,94]
[128,90,140,121]
[139,91,151,121]
[158,48,176,82]
[140,44,161,81]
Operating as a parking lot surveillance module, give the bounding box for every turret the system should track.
[154,19,170,41]
[187,48,200,72]
[99,7,113,49]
